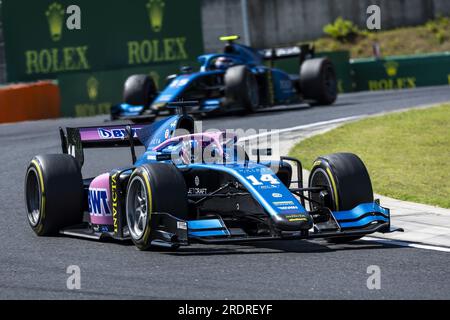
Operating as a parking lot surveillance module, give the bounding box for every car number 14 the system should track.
[246,174,280,186]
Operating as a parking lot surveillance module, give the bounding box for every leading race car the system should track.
[25,105,401,250]
[110,36,337,122]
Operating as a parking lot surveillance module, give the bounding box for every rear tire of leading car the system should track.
[225,65,260,113]
[308,153,373,243]
[24,154,84,236]
[300,58,337,106]
[125,163,188,251]
[123,74,158,107]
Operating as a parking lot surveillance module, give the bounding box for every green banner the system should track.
[58,62,196,117]
[269,51,353,93]
[351,52,450,91]
[1,0,203,82]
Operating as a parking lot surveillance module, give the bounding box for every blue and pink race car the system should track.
[110,36,338,122]
[25,104,402,250]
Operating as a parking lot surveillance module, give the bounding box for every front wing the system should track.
[59,202,403,248]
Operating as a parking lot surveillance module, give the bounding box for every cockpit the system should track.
[153,132,248,165]
[198,35,264,72]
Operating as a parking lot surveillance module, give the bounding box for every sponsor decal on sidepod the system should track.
[88,188,111,216]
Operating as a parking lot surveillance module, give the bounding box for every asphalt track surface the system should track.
[1,86,450,299]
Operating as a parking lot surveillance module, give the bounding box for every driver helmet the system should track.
[214,57,236,70]
[180,140,199,164]
[179,139,222,164]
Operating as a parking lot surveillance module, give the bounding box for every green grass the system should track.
[289,104,450,208]
[312,16,450,58]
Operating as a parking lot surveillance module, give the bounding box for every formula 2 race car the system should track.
[110,35,337,122]
[25,105,401,250]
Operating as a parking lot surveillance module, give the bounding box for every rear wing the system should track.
[60,124,146,167]
[259,44,315,67]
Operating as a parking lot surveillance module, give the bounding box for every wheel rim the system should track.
[26,168,41,227]
[126,176,149,240]
[309,168,335,211]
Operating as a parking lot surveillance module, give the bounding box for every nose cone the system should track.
[274,213,313,231]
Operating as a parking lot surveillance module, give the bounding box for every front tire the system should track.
[25,154,83,236]
[308,153,373,243]
[125,163,188,250]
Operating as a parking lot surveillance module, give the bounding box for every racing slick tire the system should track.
[225,65,260,112]
[123,74,157,107]
[25,154,83,236]
[125,163,188,250]
[300,58,337,106]
[308,153,373,243]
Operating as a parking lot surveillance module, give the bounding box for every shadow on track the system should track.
[195,103,312,121]
[162,238,406,256]
[191,100,356,123]
[106,100,356,128]
[57,232,407,256]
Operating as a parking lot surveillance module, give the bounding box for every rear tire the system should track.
[300,58,337,105]
[125,163,188,250]
[123,74,157,107]
[225,65,260,112]
[308,153,373,243]
[25,154,83,236]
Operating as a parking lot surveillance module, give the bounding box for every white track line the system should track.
[240,102,447,143]
[363,237,450,253]
[239,115,365,142]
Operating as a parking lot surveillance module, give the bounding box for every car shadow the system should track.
[195,101,357,122]
[207,104,312,120]
[57,232,407,256]
[163,238,406,256]
[105,100,356,127]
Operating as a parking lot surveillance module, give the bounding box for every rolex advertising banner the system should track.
[350,52,450,91]
[58,63,187,117]
[1,0,203,82]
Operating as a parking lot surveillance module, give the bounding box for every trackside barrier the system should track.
[1,0,204,82]
[58,62,196,117]
[0,81,60,124]
[350,52,450,91]
[6,52,450,123]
